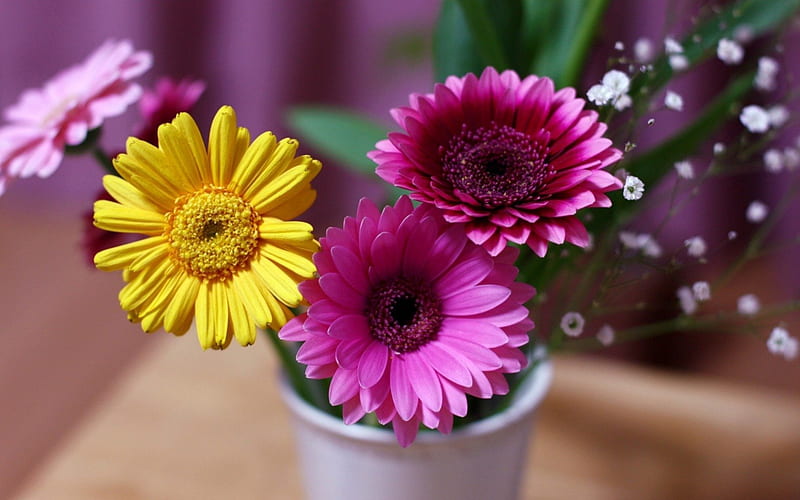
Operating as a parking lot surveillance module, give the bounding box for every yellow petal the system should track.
[211,281,230,347]
[102,175,160,212]
[172,112,211,184]
[261,243,317,278]
[232,127,251,173]
[208,106,238,186]
[226,280,256,346]
[241,138,300,201]
[158,120,203,190]
[229,131,277,193]
[121,137,186,198]
[94,236,165,271]
[249,162,320,214]
[129,241,171,273]
[258,218,315,242]
[266,296,293,329]
[164,273,200,334]
[266,188,317,221]
[250,257,303,306]
[94,200,165,235]
[231,271,272,328]
[195,281,213,349]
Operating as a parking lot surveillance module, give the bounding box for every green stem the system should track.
[264,329,332,413]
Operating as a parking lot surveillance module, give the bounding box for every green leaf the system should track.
[453,0,510,70]
[286,107,387,176]
[433,0,483,81]
[528,0,604,87]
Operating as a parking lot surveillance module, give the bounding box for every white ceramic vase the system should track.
[280,354,552,500]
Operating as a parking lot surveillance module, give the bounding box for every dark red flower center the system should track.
[367,277,442,353]
[440,122,552,208]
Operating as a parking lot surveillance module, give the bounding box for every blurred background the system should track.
[1,1,798,499]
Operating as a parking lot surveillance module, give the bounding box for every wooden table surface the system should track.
[3,200,800,500]
[11,335,800,500]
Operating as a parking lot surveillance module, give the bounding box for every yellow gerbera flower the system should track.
[94,105,321,350]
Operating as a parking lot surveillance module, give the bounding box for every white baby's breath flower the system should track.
[784,337,799,360]
[634,38,654,62]
[746,200,768,223]
[614,94,632,111]
[623,175,645,200]
[619,231,640,249]
[764,149,784,173]
[664,90,684,111]
[717,38,744,64]
[677,286,698,315]
[692,281,711,301]
[664,36,683,54]
[674,160,694,179]
[767,105,789,128]
[602,70,630,98]
[640,234,662,258]
[596,324,615,346]
[587,84,614,106]
[669,54,689,71]
[766,326,797,360]
[713,142,726,155]
[684,236,707,257]
[614,41,625,51]
[740,105,770,133]
[727,230,738,240]
[560,312,585,337]
[737,294,760,316]
[783,148,799,170]
[755,56,779,91]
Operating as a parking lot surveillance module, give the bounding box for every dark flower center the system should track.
[440,122,552,208]
[367,277,442,353]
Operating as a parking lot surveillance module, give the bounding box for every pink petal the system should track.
[390,358,419,421]
[328,314,370,340]
[296,336,338,365]
[405,352,443,412]
[392,416,420,447]
[418,342,473,387]
[439,317,509,348]
[433,255,492,298]
[335,337,372,370]
[342,398,367,425]
[441,285,511,315]
[329,368,360,406]
[318,273,365,310]
[357,341,389,389]
[331,246,369,293]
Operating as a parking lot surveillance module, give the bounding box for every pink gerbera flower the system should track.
[0,39,152,194]
[280,196,535,447]
[370,67,623,256]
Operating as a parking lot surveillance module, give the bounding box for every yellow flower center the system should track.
[166,186,261,280]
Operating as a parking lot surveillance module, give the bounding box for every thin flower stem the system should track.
[716,176,800,288]
[92,146,117,176]
[563,299,800,352]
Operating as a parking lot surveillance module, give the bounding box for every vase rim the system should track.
[280,347,553,447]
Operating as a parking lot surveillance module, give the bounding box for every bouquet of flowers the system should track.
[1,0,798,455]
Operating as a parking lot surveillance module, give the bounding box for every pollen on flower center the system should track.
[367,277,442,353]
[165,186,261,280]
[440,122,552,208]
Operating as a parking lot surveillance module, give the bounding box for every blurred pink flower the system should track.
[280,196,534,446]
[134,77,205,144]
[370,67,622,257]
[0,39,152,194]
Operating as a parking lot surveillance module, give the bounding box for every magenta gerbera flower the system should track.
[0,39,152,195]
[280,196,535,447]
[134,77,206,145]
[369,67,623,257]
